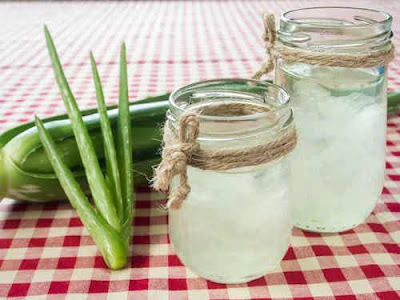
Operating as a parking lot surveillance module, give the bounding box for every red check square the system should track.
[323,268,346,282]
[48,281,69,294]
[8,283,30,297]
[88,280,109,293]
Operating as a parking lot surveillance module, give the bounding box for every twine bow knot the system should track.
[152,112,200,209]
[152,107,297,210]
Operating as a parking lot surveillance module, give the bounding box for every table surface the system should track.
[0,1,400,299]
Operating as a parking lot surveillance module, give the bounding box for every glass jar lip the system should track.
[168,78,290,122]
[281,6,392,29]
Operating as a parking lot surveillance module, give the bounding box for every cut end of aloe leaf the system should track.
[105,254,128,270]
[100,236,129,270]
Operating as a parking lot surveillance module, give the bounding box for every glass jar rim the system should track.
[281,6,392,29]
[278,6,393,51]
[168,78,290,123]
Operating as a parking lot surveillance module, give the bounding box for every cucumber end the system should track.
[0,151,7,200]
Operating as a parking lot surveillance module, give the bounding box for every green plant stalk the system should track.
[388,92,400,114]
[35,116,127,269]
[3,101,167,174]
[388,106,400,114]
[91,52,124,218]
[44,26,120,230]
[388,92,400,106]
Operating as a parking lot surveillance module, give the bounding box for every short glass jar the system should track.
[274,7,392,232]
[167,79,294,283]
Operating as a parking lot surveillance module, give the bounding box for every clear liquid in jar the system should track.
[276,63,386,232]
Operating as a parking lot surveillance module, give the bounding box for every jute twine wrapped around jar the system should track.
[252,13,395,80]
[152,105,297,209]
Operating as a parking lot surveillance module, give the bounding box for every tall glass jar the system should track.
[274,7,393,232]
[167,79,294,283]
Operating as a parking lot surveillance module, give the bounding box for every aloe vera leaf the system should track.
[117,43,134,228]
[90,52,124,218]
[44,26,120,230]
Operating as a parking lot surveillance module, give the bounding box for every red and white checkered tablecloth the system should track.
[0,1,399,299]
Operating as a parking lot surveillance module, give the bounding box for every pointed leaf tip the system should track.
[34,115,44,129]
[90,52,96,66]
[43,25,50,37]
[121,43,126,57]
